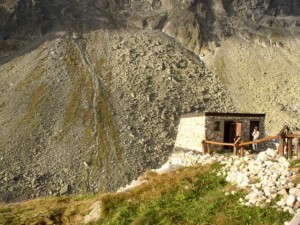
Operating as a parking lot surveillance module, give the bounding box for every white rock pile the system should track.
[154,150,223,174]
[219,148,300,215]
[117,177,148,193]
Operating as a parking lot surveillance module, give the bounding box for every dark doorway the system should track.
[249,121,260,141]
[224,121,242,149]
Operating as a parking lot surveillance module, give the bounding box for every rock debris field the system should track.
[117,148,300,225]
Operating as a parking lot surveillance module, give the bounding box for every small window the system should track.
[214,121,221,131]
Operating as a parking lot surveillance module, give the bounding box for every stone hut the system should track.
[175,112,265,152]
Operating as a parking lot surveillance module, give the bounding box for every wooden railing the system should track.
[202,126,300,159]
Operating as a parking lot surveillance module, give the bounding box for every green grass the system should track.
[0,196,94,225]
[20,83,47,125]
[0,164,293,225]
[97,164,291,225]
[290,159,300,168]
[0,208,11,213]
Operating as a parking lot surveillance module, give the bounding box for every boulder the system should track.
[286,195,297,207]
[257,152,267,161]
[60,185,70,195]
[83,201,101,224]
[265,148,277,158]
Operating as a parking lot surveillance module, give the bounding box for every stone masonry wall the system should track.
[175,114,265,153]
[206,115,265,150]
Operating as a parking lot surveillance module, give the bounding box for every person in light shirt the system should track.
[252,126,260,152]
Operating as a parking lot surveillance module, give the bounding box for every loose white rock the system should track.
[286,195,296,207]
[289,188,300,197]
[84,201,101,224]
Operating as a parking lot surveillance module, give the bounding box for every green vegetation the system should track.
[20,83,52,126]
[62,38,123,188]
[0,101,6,110]
[99,159,300,225]
[0,164,293,225]
[0,208,11,213]
[16,49,54,127]
[60,39,90,140]
[0,196,94,225]
[290,159,300,168]
[214,57,228,85]
[89,58,123,171]
[98,164,291,225]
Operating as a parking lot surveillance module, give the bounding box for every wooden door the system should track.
[236,123,242,134]
[224,121,242,149]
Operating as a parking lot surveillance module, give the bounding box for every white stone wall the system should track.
[175,116,205,152]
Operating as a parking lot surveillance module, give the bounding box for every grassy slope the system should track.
[0,163,292,225]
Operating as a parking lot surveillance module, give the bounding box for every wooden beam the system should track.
[286,134,300,138]
[205,135,278,148]
[204,140,235,147]
[278,125,289,135]
[239,135,278,147]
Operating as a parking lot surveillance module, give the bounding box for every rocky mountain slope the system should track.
[0,0,299,202]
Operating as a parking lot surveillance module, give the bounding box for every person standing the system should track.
[252,126,260,152]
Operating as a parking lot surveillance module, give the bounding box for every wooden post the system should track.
[298,141,299,158]
[207,144,211,155]
[240,146,245,157]
[202,140,207,155]
[233,136,241,156]
[233,145,237,156]
[288,137,292,159]
[234,144,239,156]
[278,135,285,156]
[286,128,292,159]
